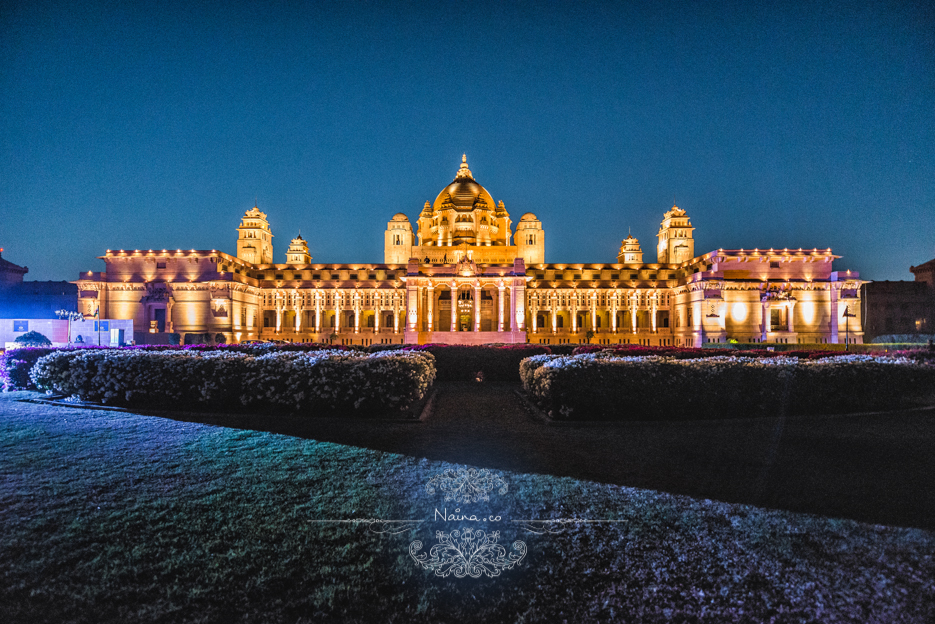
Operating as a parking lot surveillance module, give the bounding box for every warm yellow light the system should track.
[731,303,748,323]
[801,302,816,324]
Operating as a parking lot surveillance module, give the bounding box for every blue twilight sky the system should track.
[1,0,933,281]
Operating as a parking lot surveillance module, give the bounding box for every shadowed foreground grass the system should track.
[1,393,933,623]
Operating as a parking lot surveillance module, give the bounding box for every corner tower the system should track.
[617,233,643,263]
[286,234,311,264]
[384,213,414,264]
[515,213,544,264]
[656,205,694,264]
[236,205,274,265]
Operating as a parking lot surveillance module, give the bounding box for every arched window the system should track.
[556,316,564,328]
[595,316,601,328]
[537,314,546,327]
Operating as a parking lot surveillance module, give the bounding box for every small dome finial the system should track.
[455,154,474,180]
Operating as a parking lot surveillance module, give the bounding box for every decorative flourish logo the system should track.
[309,518,421,535]
[410,528,526,578]
[425,467,508,503]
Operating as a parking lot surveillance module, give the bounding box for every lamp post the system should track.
[842,307,856,351]
[56,309,83,345]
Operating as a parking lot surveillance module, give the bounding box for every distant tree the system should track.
[15,331,52,347]
[585,329,595,344]
[215,333,226,344]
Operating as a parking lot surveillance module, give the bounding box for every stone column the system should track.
[650,292,657,333]
[550,292,556,333]
[450,281,457,331]
[572,291,579,333]
[374,290,380,333]
[275,291,283,333]
[473,284,481,332]
[830,286,839,344]
[591,291,598,332]
[761,299,770,341]
[610,292,616,333]
[407,283,418,333]
[498,283,505,332]
[315,291,321,333]
[394,291,400,334]
[630,292,638,333]
[334,291,341,333]
[509,282,518,332]
[787,300,796,333]
[427,283,434,332]
[353,291,360,334]
[294,291,301,333]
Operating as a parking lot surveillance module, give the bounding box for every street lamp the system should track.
[56,309,83,344]
[842,307,856,351]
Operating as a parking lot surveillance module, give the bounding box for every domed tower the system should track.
[384,213,414,264]
[656,205,694,264]
[286,234,311,264]
[617,233,643,263]
[515,213,545,264]
[417,155,508,248]
[236,205,274,265]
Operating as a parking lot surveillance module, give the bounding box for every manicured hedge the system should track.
[0,343,362,391]
[403,344,551,381]
[571,344,845,359]
[521,353,935,421]
[30,349,435,414]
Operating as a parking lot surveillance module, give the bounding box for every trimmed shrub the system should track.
[14,331,52,347]
[168,333,181,345]
[367,343,408,353]
[30,349,436,414]
[1,343,360,391]
[1,347,55,391]
[571,344,844,360]
[1,346,114,391]
[215,333,226,344]
[184,333,207,345]
[403,344,551,381]
[521,353,935,421]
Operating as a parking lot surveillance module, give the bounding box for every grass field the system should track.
[1,391,933,623]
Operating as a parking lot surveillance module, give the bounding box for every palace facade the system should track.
[76,156,864,347]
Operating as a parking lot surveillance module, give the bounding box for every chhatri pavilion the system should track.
[76,155,864,346]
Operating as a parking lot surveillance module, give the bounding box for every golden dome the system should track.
[391,213,409,221]
[519,212,539,221]
[431,155,497,214]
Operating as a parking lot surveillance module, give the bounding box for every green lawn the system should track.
[1,392,933,623]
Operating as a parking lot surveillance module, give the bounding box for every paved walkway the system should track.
[17,382,935,530]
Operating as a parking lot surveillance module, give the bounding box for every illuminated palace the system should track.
[77,156,864,347]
